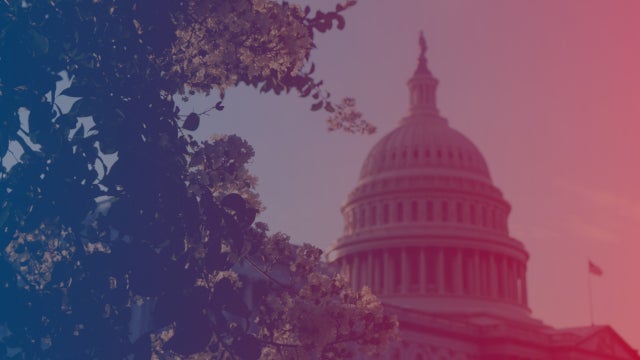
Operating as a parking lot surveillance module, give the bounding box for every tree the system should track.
[0,1,394,359]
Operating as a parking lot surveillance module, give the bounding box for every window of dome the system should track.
[426,201,434,221]
[397,202,404,222]
[456,202,463,223]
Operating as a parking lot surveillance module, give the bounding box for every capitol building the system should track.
[329,34,639,360]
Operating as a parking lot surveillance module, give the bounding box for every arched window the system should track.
[426,201,434,221]
[456,202,463,223]
[396,202,404,222]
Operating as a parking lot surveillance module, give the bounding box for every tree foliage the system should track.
[0,0,393,359]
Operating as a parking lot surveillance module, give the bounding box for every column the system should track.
[345,257,352,290]
[501,256,508,299]
[401,248,409,293]
[506,259,513,301]
[454,249,463,294]
[372,253,379,293]
[479,254,485,296]
[516,263,522,304]
[367,251,373,289]
[521,264,528,306]
[383,250,391,295]
[489,254,498,298]
[353,254,360,290]
[474,250,480,296]
[419,248,426,293]
[437,248,445,293]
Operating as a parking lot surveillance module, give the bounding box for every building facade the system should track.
[329,34,639,360]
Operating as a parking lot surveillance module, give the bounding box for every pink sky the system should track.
[190,0,640,349]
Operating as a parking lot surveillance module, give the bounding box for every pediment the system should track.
[573,327,639,359]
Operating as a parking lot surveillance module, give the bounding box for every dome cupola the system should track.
[330,33,533,322]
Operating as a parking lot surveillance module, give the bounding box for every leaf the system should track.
[56,114,78,130]
[239,207,257,227]
[99,137,118,155]
[310,101,324,111]
[0,205,9,228]
[27,29,49,55]
[131,334,151,360]
[72,124,85,142]
[60,85,92,98]
[0,132,7,159]
[221,193,246,213]
[189,150,204,168]
[183,112,200,131]
[324,102,335,113]
[234,335,262,360]
[166,313,212,355]
[69,98,95,117]
[336,14,346,30]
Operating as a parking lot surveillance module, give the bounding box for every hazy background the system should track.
[187,0,640,348]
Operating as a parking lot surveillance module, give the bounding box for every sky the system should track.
[186,0,640,349]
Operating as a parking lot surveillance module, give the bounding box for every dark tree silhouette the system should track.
[0,0,392,359]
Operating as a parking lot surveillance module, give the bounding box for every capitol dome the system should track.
[359,116,491,184]
[330,33,532,322]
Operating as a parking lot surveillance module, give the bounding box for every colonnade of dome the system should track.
[337,247,527,306]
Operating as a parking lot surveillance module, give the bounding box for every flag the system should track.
[589,260,603,276]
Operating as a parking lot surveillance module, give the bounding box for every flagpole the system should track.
[588,269,594,326]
